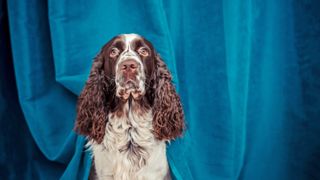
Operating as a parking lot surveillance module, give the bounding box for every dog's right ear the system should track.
[74,41,114,144]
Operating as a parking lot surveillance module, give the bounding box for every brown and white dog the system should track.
[74,34,185,180]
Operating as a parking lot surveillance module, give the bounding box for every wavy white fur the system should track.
[88,101,170,180]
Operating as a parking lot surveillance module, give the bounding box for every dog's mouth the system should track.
[116,80,144,100]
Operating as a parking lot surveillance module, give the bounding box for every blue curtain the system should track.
[1,0,320,179]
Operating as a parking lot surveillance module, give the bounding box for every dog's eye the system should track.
[137,47,149,57]
[110,48,120,57]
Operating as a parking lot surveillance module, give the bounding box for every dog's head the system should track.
[74,34,185,143]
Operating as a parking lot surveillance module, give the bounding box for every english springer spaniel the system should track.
[74,34,185,180]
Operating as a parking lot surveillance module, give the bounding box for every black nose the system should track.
[120,59,138,71]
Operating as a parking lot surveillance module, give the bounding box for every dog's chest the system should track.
[90,105,169,179]
[105,107,155,153]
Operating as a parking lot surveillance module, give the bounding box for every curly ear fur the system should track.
[74,54,110,144]
[151,54,185,140]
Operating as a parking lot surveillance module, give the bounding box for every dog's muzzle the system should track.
[115,54,145,100]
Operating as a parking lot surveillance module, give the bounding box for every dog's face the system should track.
[102,34,155,101]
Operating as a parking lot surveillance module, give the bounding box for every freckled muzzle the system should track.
[115,56,146,100]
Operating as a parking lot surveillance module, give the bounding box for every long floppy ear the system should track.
[151,53,185,141]
[74,51,111,144]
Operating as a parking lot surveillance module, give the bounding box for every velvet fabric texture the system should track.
[1,0,320,179]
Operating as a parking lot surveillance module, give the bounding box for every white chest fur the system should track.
[88,102,170,180]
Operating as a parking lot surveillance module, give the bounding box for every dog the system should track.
[74,34,184,180]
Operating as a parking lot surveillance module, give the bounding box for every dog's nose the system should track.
[120,60,138,71]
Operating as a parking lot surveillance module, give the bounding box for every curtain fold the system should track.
[1,0,320,179]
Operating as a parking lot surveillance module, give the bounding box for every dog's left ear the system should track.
[149,53,185,141]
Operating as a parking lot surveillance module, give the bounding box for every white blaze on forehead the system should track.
[123,33,140,44]
[117,34,142,69]
[122,33,140,51]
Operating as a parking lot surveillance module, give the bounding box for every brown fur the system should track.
[148,53,185,140]
[74,55,109,143]
[74,40,116,143]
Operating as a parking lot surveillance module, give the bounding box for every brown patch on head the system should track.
[103,36,125,78]
[132,36,156,80]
